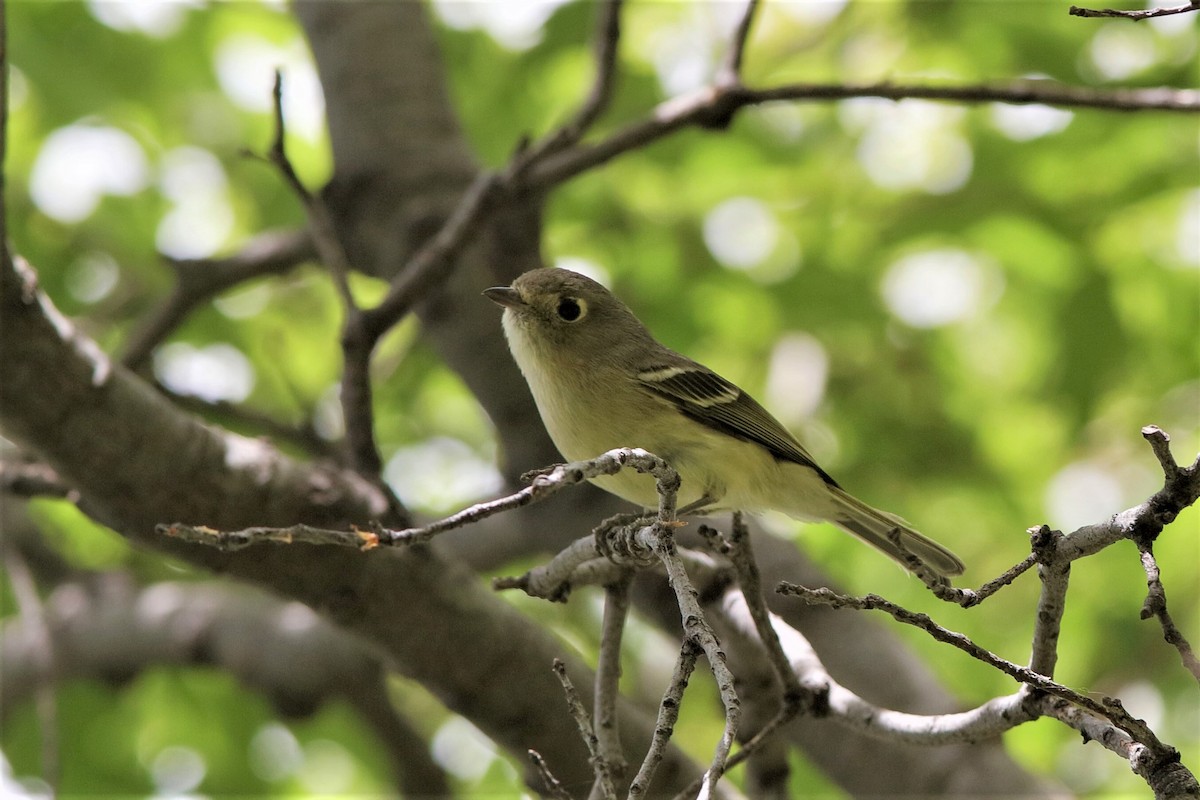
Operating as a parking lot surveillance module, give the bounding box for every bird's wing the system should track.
[636,362,838,487]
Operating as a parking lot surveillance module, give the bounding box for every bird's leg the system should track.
[676,494,722,517]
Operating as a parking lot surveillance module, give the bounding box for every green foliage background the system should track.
[4,1,1198,797]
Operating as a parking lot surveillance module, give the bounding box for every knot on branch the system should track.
[1131,745,1197,797]
[1028,524,1064,566]
[595,516,658,567]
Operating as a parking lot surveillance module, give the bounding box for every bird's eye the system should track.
[556,297,585,322]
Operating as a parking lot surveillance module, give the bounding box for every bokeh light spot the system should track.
[882,249,1002,328]
[30,125,149,223]
[154,343,256,403]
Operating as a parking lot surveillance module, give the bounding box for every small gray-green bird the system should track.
[485,268,964,578]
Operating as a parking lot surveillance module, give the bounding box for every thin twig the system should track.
[158,522,376,552]
[552,660,617,800]
[359,170,501,344]
[717,0,762,87]
[258,71,385,477]
[122,228,314,371]
[1069,1,1200,20]
[650,524,740,800]
[1138,544,1200,683]
[528,749,574,800]
[1142,425,1180,483]
[159,449,675,554]
[955,554,1038,608]
[679,513,822,794]
[724,513,802,701]
[328,1,622,356]
[592,571,633,796]
[628,640,701,800]
[545,0,624,154]
[528,81,1200,190]
[265,71,355,312]
[382,449,674,547]
[776,583,1167,751]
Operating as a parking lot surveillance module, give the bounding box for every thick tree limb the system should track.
[0,252,708,795]
[0,575,449,796]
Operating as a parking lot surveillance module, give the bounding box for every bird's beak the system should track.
[483,286,525,309]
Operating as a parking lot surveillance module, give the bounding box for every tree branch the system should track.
[0,576,450,796]
[717,0,762,87]
[536,0,624,157]
[528,749,574,800]
[152,381,338,460]
[1138,544,1200,682]
[256,70,385,479]
[0,252,710,796]
[121,228,314,372]
[262,71,356,313]
[593,571,634,796]
[357,0,624,345]
[777,583,1164,747]
[528,80,1199,191]
[553,659,617,800]
[629,639,701,800]
[1069,1,1200,20]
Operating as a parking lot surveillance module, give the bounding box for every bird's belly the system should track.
[541,397,724,510]
[579,423,788,514]
[529,375,832,517]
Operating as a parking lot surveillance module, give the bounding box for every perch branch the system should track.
[159,449,679,553]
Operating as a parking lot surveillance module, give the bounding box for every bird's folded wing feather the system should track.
[636,363,838,487]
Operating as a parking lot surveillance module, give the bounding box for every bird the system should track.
[484,267,964,578]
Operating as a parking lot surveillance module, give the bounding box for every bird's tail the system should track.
[828,487,964,577]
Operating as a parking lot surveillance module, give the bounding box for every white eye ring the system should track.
[556,296,586,322]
